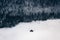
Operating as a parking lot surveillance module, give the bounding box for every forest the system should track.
[0,0,60,28]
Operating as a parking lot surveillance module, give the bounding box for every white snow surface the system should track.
[0,19,60,40]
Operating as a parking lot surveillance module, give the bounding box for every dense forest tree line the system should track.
[0,11,60,28]
[0,0,60,28]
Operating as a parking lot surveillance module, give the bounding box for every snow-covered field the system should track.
[0,19,60,40]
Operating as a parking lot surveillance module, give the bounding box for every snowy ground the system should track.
[0,19,60,40]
